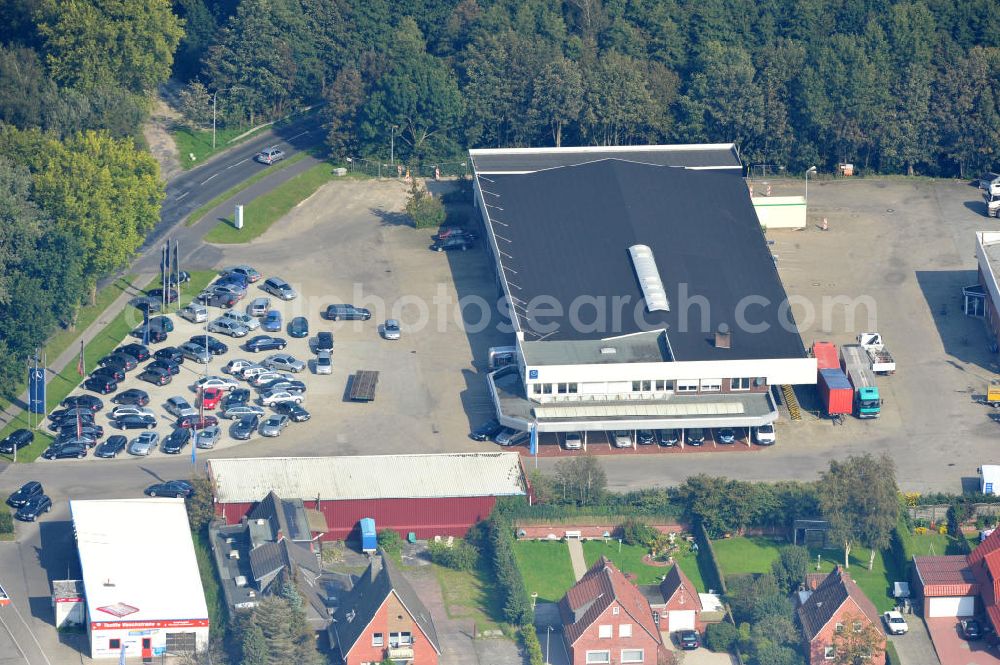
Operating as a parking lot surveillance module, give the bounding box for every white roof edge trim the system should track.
[469,144,736,156]
[628,245,669,312]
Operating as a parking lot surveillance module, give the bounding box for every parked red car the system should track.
[200,387,223,410]
[176,414,219,430]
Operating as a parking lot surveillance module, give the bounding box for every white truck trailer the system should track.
[857,332,896,374]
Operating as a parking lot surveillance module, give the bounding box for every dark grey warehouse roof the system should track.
[482,159,806,362]
[469,144,741,173]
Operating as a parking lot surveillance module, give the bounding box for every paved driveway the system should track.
[890,614,940,665]
[927,618,1000,665]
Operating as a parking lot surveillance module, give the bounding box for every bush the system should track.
[522,624,543,665]
[405,184,446,229]
[485,515,533,625]
[705,622,739,652]
[427,539,479,571]
[0,510,12,535]
[619,518,660,548]
[377,529,403,555]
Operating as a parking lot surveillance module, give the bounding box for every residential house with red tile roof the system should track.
[797,567,886,665]
[559,557,664,665]
[644,564,703,633]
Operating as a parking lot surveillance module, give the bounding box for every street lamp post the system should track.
[546,625,552,664]
[805,166,817,208]
[390,125,397,166]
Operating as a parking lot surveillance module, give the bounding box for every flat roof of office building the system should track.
[480,159,805,362]
[469,144,742,174]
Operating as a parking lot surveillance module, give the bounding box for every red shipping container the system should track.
[817,368,852,415]
[813,341,839,370]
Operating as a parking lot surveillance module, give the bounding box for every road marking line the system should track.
[200,173,220,185]
[287,131,308,141]
[226,158,250,169]
[11,599,53,665]
[0,612,29,664]
[175,191,189,201]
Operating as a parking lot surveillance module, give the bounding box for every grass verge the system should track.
[432,561,507,633]
[204,160,340,243]
[582,539,706,591]
[194,528,227,629]
[184,151,307,227]
[512,540,577,604]
[0,271,215,463]
[712,536,903,612]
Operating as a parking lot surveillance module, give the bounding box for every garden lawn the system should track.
[433,561,507,633]
[204,160,340,243]
[512,540,577,604]
[582,540,707,592]
[712,536,903,612]
[904,529,970,557]
[194,529,226,630]
[0,272,214,463]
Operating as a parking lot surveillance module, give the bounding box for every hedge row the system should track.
[0,511,12,536]
[496,495,681,522]
[522,625,543,665]
[695,521,727,595]
[486,514,534,626]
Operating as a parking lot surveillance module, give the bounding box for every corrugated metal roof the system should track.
[210,453,527,504]
[71,499,208,622]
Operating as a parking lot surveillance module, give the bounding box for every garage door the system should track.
[927,596,975,617]
[668,610,696,632]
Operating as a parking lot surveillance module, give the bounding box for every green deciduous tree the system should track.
[819,454,899,570]
[36,0,183,93]
[177,80,213,129]
[530,56,583,147]
[580,50,655,145]
[185,475,215,532]
[405,183,446,229]
[771,545,809,594]
[830,612,885,665]
[552,455,607,506]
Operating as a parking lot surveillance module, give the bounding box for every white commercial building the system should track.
[469,145,816,443]
[71,499,210,660]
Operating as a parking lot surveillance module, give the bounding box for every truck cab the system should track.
[856,386,881,418]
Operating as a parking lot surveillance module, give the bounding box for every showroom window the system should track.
[586,651,611,664]
[621,649,644,663]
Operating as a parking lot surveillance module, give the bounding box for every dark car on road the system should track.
[231,414,260,440]
[470,419,503,441]
[15,494,52,521]
[161,427,192,454]
[245,335,287,352]
[116,414,157,430]
[117,344,151,362]
[146,359,180,376]
[144,480,194,498]
[188,335,228,355]
[153,346,185,364]
[7,481,43,507]
[431,236,475,252]
[112,388,150,406]
[676,630,700,650]
[95,435,128,458]
[91,366,125,383]
[61,395,103,411]
[272,402,310,422]
[0,428,34,454]
[288,316,309,338]
[139,367,172,386]
[324,304,371,321]
[42,442,88,459]
[98,353,137,372]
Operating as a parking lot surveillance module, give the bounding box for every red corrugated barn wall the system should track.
[215,495,498,540]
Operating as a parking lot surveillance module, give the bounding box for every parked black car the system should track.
[7,481,43,507]
[272,402,310,422]
[288,316,309,338]
[315,331,334,351]
[245,335,286,352]
[470,419,503,441]
[48,413,95,432]
[324,304,371,321]
[61,395,103,411]
[962,618,983,640]
[91,366,125,383]
[153,346,185,364]
[188,335,228,355]
[15,494,52,521]
[431,236,475,252]
[161,427,192,454]
[169,270,191,285]
[98,353,137,371]
[55,423,103,439]
[144,480,194,498]
[112,388,150,406]
[130,296,161,312]
[48,406,94,424]
[83,376,117,394]
[198,292,238,309]
[676,630,700,650]
[117,343,151,362]
[145,359,180,376]
[42,442,88,459]
[222,388,251,410]
[116,414,157,430]
[0,428,34,454]
[146,287,178,303]
[231,414,260,440]
[95,435,128,458]
[131,327,168,344]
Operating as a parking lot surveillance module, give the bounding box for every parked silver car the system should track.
[179,304,208,323]
[381,319,401,340]
[262,353,305,373]
[220,310,260,330]
[207,318,250,338]
[164,396,197,419]
[224,358,258,375]
[315,350,332,375]
[178,341,211,364]
[222,404,265,420]
[247,297,271,317]
[127,431,160,456]
[195,425,222,449]
[260,414,290,437]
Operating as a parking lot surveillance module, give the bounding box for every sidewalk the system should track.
[567,539,587,580]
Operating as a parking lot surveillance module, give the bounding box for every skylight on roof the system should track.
[628,245,669,312]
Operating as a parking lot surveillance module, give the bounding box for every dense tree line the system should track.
[181,0,1000,175]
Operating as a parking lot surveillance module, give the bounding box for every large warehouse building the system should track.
[469,144,814,444]
[71,499,209,660]
[208,452,528,539]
